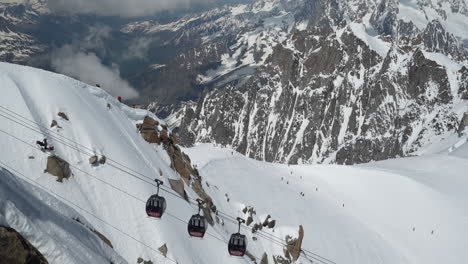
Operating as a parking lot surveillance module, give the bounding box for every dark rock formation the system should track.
[57,112,69,121]
[137,116,161,144]
[89,155,99,165]
[260,253,269,264]
[0,226,48,264]
[44,155,71,182]
[285,225,304,261]
[158,244,168,257]
[50,120,58,128]
[99,156,106,164]
[136,116,217,224]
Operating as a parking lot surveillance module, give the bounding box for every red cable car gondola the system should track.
[188,199,208,238]
[228,218,247,257]
[146,179,166,219]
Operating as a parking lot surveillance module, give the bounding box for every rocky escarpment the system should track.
[178,0,468,165]
[0,226,48,264]
[137,116,217,224]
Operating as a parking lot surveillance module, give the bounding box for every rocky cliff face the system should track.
[0,226,48,264]
[178,0,468,164]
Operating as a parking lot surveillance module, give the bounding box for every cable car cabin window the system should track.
[146,195,166,218]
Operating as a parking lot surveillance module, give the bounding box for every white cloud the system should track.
[51,45,139,99]
[124,37,153,59]
[46,0,215,17]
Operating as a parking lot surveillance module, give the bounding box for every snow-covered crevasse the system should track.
[0,62,249,264]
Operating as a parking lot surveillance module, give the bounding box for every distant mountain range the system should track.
[1,0,467,165]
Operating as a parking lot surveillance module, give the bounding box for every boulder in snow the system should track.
[50,120,59,128]
[89,155,99,166]
[99,155,106,164]
[45,155,71,182]
[57,112,69,121]
[158,244,168,257]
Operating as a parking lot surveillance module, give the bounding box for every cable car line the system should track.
[0,152,262,263]
[0,127,332,264]
[0,161,178,264]
[0,130,265,262]
[0,107,336,264]
[0,109,334,264]
[0,109,335,264]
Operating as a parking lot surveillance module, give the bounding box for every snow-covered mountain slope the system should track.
[184,137,468,264]
[0,62,255,264]
[0,166,126,263]
[1,62,468,263]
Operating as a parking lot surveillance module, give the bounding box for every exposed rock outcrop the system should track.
[458,113,468,135]
[136,116,216,224]
[99,155,106,164]
[50,120,58,128]
[285,225,304,261]
[260,253,269,264]
[137,257,153,264]
[57,112,69,121]
[137,116,161,144]
[158,244,168,257]
[89,155,99,165]
[168,178,188,200]
[0,226,48,264]
[44,155,71,182]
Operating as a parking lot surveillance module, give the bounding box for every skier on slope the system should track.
[117,96,122,102]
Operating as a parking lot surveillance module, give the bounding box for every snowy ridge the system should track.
[0,62,255,263]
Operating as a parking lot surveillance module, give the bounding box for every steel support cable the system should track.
[0,107,335,264]
[0,129,264,262]
[0,161,178,263]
